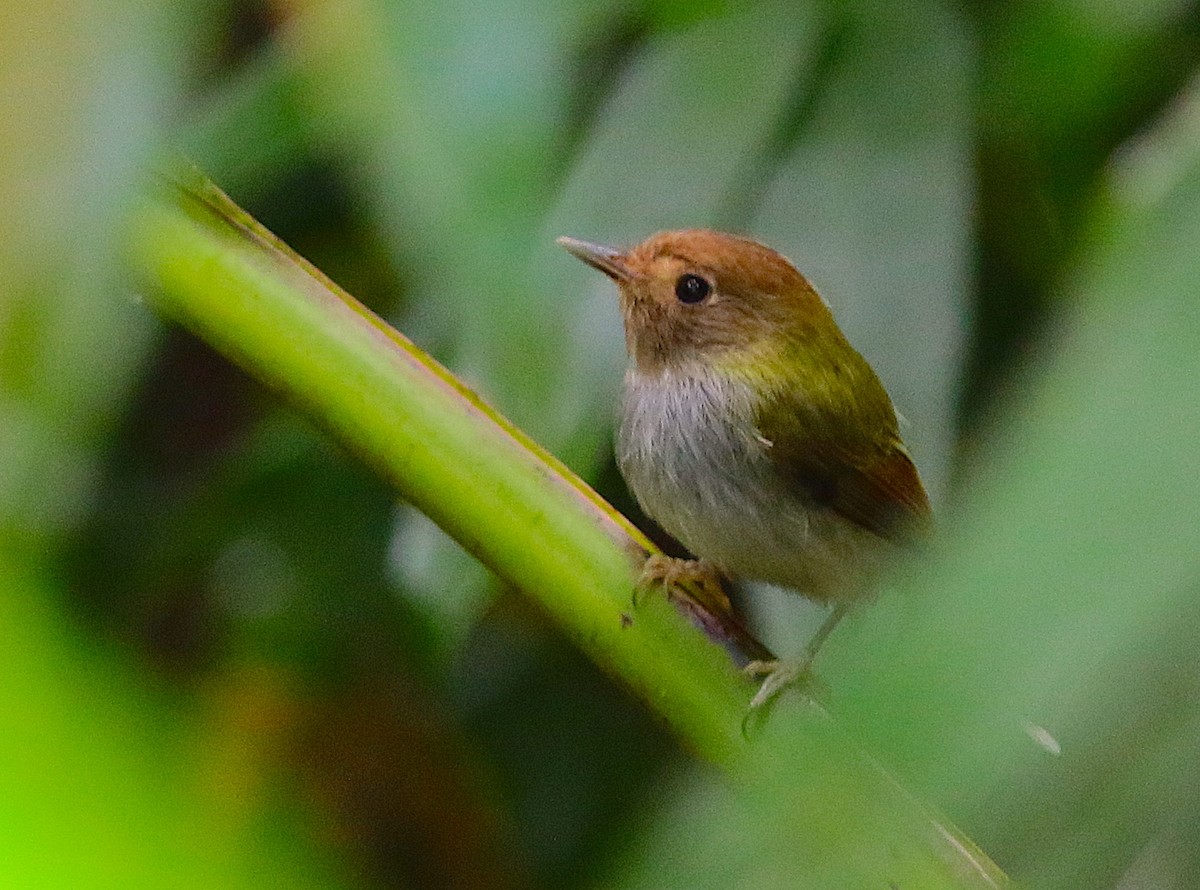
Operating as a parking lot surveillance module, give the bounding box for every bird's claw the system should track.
[743,657,828,710]
[636,554,731,615]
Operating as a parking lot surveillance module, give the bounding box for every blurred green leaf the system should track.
[0,2,358,884]
[967,0,1200,424]
[753,0,971,500]
[179,42,314,204]
[0,0,176,546]
[274,0,627,652]
[0,553,349,887]
[818,66,1200,890]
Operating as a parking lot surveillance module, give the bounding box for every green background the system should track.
[3,0,1200,886]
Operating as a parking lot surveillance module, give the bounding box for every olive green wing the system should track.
[755,370,933,545]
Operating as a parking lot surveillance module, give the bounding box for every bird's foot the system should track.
[637,555,731,615]
[743,604,848,710]
[743,656,828,710]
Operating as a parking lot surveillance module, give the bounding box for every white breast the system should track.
[616,364,887,601]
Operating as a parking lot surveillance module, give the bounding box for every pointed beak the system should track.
[556,236,632,282]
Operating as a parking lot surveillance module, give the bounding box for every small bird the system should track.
[558,229,932,707]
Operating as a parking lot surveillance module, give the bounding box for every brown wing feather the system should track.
[804,445,933,542]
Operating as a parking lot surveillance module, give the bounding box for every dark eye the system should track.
[675,273,711,304]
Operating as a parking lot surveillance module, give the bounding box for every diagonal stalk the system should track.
[126,165,1007,887]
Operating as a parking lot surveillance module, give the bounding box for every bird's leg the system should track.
[744,602,850,709]
[637,554,732,615]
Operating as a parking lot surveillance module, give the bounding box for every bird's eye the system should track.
[675,273,711,304]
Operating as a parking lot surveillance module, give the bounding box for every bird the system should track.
[558,229,932,707]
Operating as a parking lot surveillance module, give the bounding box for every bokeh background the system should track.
[4,0,1200,886]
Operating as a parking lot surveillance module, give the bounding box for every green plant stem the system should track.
[129,167,755,761]
[126,166,1007,887]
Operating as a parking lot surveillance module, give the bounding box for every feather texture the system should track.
[562,228,932,604]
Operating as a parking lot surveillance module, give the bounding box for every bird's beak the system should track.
[556,236,632,282]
